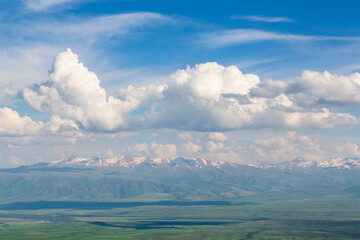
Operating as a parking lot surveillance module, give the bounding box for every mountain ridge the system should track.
[2,155,360,202]
[27,155,360,170]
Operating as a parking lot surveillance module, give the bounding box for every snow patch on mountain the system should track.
[44,155,233,169]
[259,157,360,170]
[34,155,360,170]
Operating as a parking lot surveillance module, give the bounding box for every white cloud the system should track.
[19,12,168,45]
[0,87,18,105]
[0,106,82,148]
[12,50,360,133]
[139,62,357,131]
[45,115,79,133]
[288,70,360,106]
[231,15,294,23]
[22,49,138,131]
[203,132,227,141]
[128,142,177,158]
[0,107,43,136]
[204,141,224,152]
[0,106,84,150]
[251,70,360,108]
[60,12,166,42]
[213,150,241,162]
[24,0,78,11]
[247,132,360,163]
[8,155,25,166]
[106,149,115,157]
[202,29,359,48]
[169,62,259,99]
[252,108,356,129]
[130,143,148,154]
[0,13,169,89]
[150,142,177,158]
[143,62,262,131]
[0,45,60,88]
[334,142,360,158]
[181,141,202,154]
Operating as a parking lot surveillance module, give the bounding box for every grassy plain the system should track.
[1,195,360,239]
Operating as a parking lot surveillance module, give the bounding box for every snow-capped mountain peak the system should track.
[35,156,360,170]
[258,157,360,170]
[45,155,234,169]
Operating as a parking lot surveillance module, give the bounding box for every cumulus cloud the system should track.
[0,45,60,88]
[288,71,360,107]
[144,62,262,131]
[139,62,357,131]
[45,115,79,133]
[203,132,227,141]
[251,70,360,114]
[150,142,177,158]
[334,142,360,158]
[14,49,360,133]
[169,62,259,99]
[181,141,202,154]
[248,132,360,163]
[106,149,115,157]
[8,155,25,166]
[250,132,320,162]
[204,141,224,152]
[0,87,19,105]
[0,106,82,152]
[22,49,139,131]
[213,150,241,162]
[130,143,148,154]
[123,131,360,164]
[0,106,82,147]
[0,107,43,136]
[129,142,177,158]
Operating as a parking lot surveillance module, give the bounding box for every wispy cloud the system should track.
[202,29,360,47]
[0,12,171,88]
[24,0,78,11]
[16,12,169,44]
[231,15,294,23]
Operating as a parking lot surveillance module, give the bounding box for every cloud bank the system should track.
[14,49,359,134]
[1,49,360,164]
[249,132,360,163]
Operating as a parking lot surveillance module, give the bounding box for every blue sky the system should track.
[1,0,360,167]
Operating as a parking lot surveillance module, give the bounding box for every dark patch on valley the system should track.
[0,200,246,210]
[88,220,239,229]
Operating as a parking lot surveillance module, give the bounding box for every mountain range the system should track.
[34,155,360,170]
[1,156,360,203]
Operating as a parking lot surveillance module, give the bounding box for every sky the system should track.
[1,0,360,167]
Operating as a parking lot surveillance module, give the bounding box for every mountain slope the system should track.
[33,155,360,170]
[1,156,360,203]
